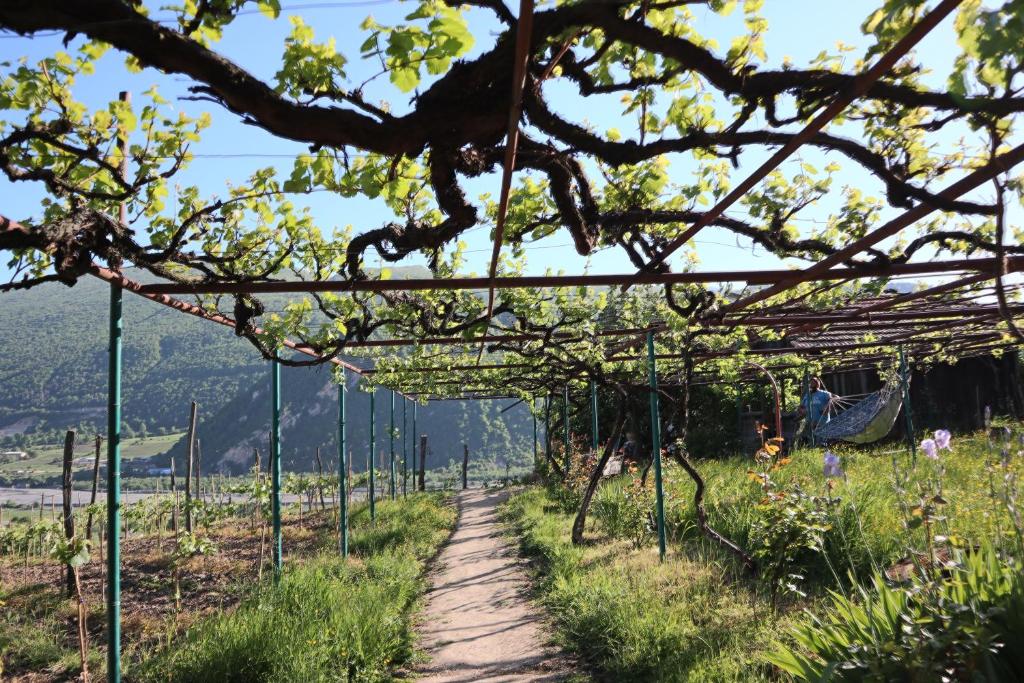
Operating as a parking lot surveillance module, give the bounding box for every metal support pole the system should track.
[590,380,599,452]
[735,387,743,448]
[563,385,570,473]
[899,344,917,464]
[106,281,123,683]
[271,360,282,579]
[402,398,408,498]
[369,388,376,521]
[532,398,538,469]
[389,390,396,500]
[801,367,811,447]
[338,376,348,558]
[412,400,418,491]
[647,331,667,562]
[544,395,551,469]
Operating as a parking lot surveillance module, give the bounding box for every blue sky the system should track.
[0,0,1009,283]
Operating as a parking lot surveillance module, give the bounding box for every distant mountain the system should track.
[0,265,429,439]
[0,266,535,474]
[162,363,535,475]
[0,271,263,439]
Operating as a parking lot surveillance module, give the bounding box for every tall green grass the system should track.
[507,430,1024,680]
[503,488,784,682]
[134,493,455,683]
[593,432,1024,588]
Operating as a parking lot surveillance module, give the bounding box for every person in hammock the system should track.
[796,377,835,447]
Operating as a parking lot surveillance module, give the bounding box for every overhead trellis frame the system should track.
[2,5,1024,679]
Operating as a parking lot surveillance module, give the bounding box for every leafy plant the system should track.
[48,535,91,681]
[771,545,1024,682]
[747,429,831,604]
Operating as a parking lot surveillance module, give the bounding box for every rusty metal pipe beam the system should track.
[787,271,996,334]
[88,266,379,382]
[133,256,1024,296]
[726,304,1023,326]
[334,326,649,349]
[480,0,535,361]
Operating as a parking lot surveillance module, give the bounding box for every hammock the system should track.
[812,380,905,444]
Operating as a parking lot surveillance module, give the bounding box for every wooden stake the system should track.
[61,429,77,597]
[86,434,101,542]
[418,435,427,492]
[184,401,197,533]
[315,447,326,512]
[170,457,179,545]
[195,437,202,503]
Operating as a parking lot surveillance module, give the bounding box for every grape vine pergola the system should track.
[2,0,1024,680]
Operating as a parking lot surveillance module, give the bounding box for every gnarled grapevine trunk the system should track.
[571,395,626,545]
[674,347,757,573]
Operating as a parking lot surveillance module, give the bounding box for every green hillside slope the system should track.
[162,362,536,476]
[0,273,263,441]
[0,268,536,475]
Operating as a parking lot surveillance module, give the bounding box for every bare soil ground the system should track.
[0,510,336,682]
[415,489,574,683]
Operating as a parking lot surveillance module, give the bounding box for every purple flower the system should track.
[921,438,938,460]
[934,429,951,451]
[823,451,843,477]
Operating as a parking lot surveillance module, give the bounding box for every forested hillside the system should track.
[162,363,535,475]
[0,271,263,443]
[0,268,535,473]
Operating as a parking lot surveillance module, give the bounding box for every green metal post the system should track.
[544,395,551,467]
[271,360,282,579]
[369,388,376,521]
[647,331,667,562]
[898,345,917,464]
[590,380,599,452]
[389,390,396,500]
[412,400,417,490]
[563,385,570,473]
[801,367,812,447]
[338,376,348,558]
[532,398,538,469]
[106,283,123,683]
[402,398,408,498]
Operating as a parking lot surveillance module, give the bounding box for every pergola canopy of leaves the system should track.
[0,0,1022,396]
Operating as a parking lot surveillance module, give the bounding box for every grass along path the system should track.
[136,493,456,682]
[502,487,781,682]
[416,488,573,682]
[0,492,456,681]
[502,430,1024,680]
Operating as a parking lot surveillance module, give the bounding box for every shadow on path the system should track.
[414,489,576,683]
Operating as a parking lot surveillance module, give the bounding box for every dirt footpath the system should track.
[415,488,575,683]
